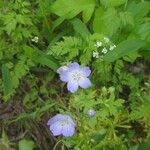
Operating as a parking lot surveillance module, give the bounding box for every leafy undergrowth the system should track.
[0,0,150,150]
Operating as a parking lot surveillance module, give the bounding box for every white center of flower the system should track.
[70,71,83,82]
[59,120,68,126]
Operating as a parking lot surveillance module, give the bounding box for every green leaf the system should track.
[1,64,13,97]
[47,36,81,61]
[135,23,150,41]
[52,15,67,31]
[1,130,9,146]
[129,145,139,150]
[81,0,95,23]
[138,143,150,150]
[23,46,59,71]
[51,0,95,23]
[100,0,126,7]
[128,1,150,22]
[103,39,145,62]
[93,7,120,36]
[3,13,17,35]
[71,18,90,38]
[33,51,59,71]
[19,139,34,150]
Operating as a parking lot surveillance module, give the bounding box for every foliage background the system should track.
[0,0,150,149]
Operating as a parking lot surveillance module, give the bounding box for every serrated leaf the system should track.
[71,18,90,38]
[100,0,126,7]
[51,0,95,23]
[128,1,150,22]
[103,39,145,62]
[136,23,150,40]
[93,7,120,36]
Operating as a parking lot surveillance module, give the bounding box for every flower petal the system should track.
[60,71,69,82]
[47,114,65,126]
[57,66,69,74]
[81,67,91,77]
[68,62,80,69]
[62,124,75,137]
[79,78,91,89]
[47,114,76,127]
[50,122,62,136]
[67,81,78,93]
[88,109,96,117]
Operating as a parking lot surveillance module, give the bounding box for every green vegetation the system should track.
[0,0,150,149]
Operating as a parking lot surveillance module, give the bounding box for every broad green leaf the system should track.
[19,139,34,150]
[129,145,139,150]
[82,0,95,23]
[23,46,59,71]
[52,15,67,31]
[71,18,90,38]
[128,1,150,22]
[23,45,35,59]
[135,23,150,41]
[51,0,95,23]
[1,64,13,97]
[93,7,104,33]
[52,10,78,31]
[103,39,145,62]
[33,51,59,71]
[100,0,126,7]
[138,143,150,150]
[93,7,120,36]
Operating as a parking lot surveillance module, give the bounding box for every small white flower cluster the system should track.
[31,36,39,43]
[94,41,102,48]
[92,51,99,58]
[104,37,110,43]
[109,45,116,51]
[93,37,116,60]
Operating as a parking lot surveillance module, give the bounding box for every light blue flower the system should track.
[88,109,96,117]
[58,62,92,93]
[47,114,76,137]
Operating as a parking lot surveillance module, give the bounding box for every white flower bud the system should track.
[93,51,99,58]
[104,37,110,43]
[94,41,102,48]
[102,48,108,54]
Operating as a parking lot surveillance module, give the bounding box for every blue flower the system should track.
[58,62,92,93]
[47,114,76,137]
[88,109,96,117]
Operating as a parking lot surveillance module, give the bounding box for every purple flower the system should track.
[47,114,76,137]
[88,109,95,117]
[57,66,69,74]
[58,62,92,93]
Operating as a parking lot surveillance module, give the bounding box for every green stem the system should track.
[53,140,62,150]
